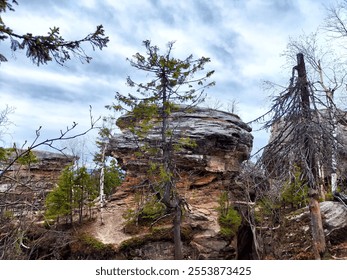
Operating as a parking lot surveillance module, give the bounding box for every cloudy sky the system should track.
[0,0,340,160]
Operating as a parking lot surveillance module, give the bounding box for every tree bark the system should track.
[296,53,326,259]
[79,185,84,224]
[309,190,326,259]
[173,202,183,259]
[99,143,107,225]
[160,71,183,259]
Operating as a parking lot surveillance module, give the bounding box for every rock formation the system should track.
[0,149,76,213]
[104,106,253,259]
[108,105,252,175]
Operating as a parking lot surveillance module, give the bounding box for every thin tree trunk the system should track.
[161,81,171,206]
[69,185,73,225]
[328,97,338,194]
[318,60,338,195]
[309,191,326,259]
[173,202,183,259]
[296,53,326,259]
[160,73,183,259]
[79,185,84,224]
[99,143,107,225]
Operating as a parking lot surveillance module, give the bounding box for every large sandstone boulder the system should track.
[104,106,253,259]
[320,201,347,244]
[107,106,253,175]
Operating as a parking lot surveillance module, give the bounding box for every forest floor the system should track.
[78,194,347,260]
[329,242,347,259]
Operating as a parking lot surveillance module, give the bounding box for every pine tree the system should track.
[107,40,215,259]
[104,159,123,196]
[0,0,108,65]
[45,165,74,224]
[73,166,94,223]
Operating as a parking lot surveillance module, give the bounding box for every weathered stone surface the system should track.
[1,149,75,183]
[107,106,253,175]
[288,201,347,236]
[320,201,347,244]
[0,149,75,211]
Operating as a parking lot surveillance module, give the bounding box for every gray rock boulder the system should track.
[288,201,347,244]
[107,106,253,175]
[320,201,347,244]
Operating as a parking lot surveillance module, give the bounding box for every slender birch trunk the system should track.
[99,143,107,225]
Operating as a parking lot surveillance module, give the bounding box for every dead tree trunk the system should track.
[296,53,326,259]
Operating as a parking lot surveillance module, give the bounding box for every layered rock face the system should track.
[0,149,75,212]
[105,106,253,259]
[108,106,253,175]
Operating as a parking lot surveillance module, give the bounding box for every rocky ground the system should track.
[260,201,347,260]
[81,178,237,260]
[76,197,347,260]
[5,179,346,260]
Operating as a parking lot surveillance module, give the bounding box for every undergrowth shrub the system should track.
[216,192,241,239]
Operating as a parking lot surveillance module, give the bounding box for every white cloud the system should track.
[0,0,339,158]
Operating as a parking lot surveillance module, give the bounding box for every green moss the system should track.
[79,234,108,250]
[150,226,170,235]
[181,225,194,241]
[2,210,14,219]
[120,224,192,253]
[71,233,117,259]
[119,236,148,251]
[119,229,168,252]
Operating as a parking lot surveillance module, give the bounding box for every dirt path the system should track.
[83,193,135,247]
[93,205,129,246]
